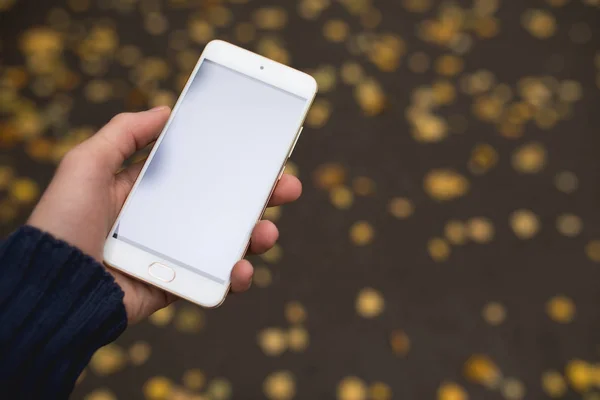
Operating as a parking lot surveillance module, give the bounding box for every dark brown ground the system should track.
[2,0,600,399]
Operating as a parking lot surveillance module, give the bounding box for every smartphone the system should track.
[103,40,317,308]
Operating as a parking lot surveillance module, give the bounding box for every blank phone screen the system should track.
[113,60,307,283]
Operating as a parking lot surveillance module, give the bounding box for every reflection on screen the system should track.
[113,60,307,283]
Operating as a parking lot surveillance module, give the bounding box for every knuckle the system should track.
[108,112,137,141]
[60,145,90,169]
[109,112,135,127]
[110,112,131,125]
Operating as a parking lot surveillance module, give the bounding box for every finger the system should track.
[230,260,254,293]
[83,107,171,173]
[250,220,279,254]
[268,174,302,206]
[114,161,145,207]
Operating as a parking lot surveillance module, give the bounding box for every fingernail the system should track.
[149,106,168,112]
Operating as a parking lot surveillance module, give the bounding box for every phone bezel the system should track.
[103,40,317,308]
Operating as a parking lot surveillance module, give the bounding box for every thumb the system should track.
[82,107,171,173]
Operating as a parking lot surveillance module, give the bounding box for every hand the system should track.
[28,107,302,323]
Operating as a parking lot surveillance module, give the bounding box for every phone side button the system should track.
[148,262,176,282]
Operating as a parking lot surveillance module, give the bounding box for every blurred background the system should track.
[1,0,600,399]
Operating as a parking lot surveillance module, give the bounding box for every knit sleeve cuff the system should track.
[0,225,128,397]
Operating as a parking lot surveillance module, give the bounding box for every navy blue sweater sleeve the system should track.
[0,226,128,398]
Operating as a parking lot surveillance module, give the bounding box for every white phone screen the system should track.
[112,60,307,283]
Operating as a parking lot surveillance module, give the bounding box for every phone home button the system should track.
[148,262,176,282]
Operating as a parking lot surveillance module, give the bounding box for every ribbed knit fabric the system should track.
[0,226,128,399]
